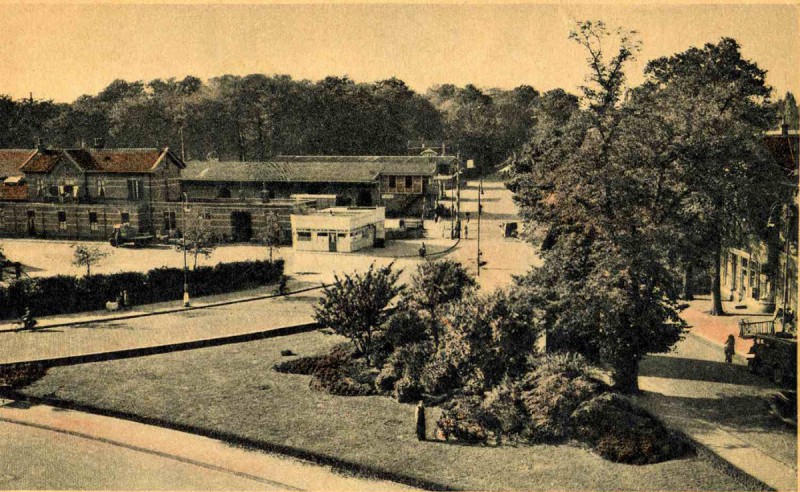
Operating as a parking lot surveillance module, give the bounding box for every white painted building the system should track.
[290,207,385,253]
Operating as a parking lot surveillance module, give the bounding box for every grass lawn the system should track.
[21,331,747,491]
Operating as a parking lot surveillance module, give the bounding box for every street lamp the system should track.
[182,192,191,307]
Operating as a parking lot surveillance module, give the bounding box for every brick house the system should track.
[0,147,184,239]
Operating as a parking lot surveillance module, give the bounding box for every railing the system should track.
[739,318,777,339]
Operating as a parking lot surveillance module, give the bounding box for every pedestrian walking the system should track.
[464,224,469,239]
[724,334,735,364]
[419,242,427,259]
[415,401,426,441]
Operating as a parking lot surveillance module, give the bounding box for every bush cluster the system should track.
[434,353,692,464]
[0,363,47,388]
[0,259,284,318]
[273,343,376,397]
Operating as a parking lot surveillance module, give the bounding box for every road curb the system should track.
[0,283,327,333]
[0,321,322,369]
[0,391,449,491]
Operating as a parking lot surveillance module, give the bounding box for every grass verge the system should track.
[19,330,750,490]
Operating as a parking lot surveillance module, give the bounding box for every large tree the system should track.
[637,38,782,315]
[512,21,686,392]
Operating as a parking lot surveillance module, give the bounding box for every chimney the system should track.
[93,137,104,149]
[34,136,45,151]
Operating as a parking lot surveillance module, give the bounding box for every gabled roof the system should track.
[0,149,36,178]
[20,149,63,173]
[20,148,184,174]
[182,155,444,184]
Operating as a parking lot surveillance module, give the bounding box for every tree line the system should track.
[0,75,582,172]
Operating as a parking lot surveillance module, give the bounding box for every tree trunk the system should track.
[710,239,725,316]
[682,263,694,301]
[613,355,640,393]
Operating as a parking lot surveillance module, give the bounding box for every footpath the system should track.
[0,280,325,365]
[636,297,797,491]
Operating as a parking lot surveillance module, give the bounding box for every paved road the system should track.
[0,399,415,491]
[637,333,797,491]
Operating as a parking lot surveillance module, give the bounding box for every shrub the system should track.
[571,393,693,464]
[393,375,423,403]
[382,307,427,349]
[419,353,460,396]
[481,379,528,437]
[436,395,489,443]
[0,363,46,388]
[0,259,284,319]
[520,353,608,442]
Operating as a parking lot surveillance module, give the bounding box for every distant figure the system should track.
[415,401,426,441]
[466,212,471,223]
[21,307,37,331]
[724,334,735,364]
[464,224,469,239]
[419,242,427,259]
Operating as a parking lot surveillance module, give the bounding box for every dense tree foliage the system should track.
[1,75,546,170]
[510,21,687,392]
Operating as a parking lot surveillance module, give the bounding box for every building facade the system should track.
[721,128,799,316]
[181,154,458,218]
[290,207,386,253]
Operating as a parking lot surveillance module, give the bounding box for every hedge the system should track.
[0,259,284,319]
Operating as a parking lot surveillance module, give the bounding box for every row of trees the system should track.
[507,22,787,392]
[0,76,581,172]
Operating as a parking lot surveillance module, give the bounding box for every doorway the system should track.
[230,211,253,242]
[26,210,36,236]
[357,189,373,207]
[328,233,337,252]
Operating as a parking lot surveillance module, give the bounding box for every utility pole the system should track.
[182,192,191,307]
[477,174,482,276]
[455,153,461,239]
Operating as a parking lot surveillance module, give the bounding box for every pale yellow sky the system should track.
[0,2,798,102]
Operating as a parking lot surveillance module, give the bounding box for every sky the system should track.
[0,2,798,103]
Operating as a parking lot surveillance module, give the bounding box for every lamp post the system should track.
[182,192,191,307]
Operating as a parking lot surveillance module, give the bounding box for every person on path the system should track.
[419,242,427,259]
[464,224,469,239]
[724,334,736,364]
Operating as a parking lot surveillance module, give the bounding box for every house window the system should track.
[297,231,312,241]
[389,176,396,189]
[58,211,67,230]
[121,212,130,224]
[97,179,106,198]
[48,185,59,197]
[218,187,231,199]
[63,184,74,197]
[405,176,413,189]
[127,179,143,200]
[35,179,44,196]
[89,211,98,231]
[163,211,177,231]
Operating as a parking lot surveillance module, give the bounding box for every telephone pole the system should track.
[477,174,482,276]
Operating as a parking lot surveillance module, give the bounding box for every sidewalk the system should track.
[0,281,325,365]
[680,295,776,356]
[637,332,797,491]
[0,400,415,491]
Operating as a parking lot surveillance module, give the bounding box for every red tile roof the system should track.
[18,148,183,174]
[0,149,36,177]
[20,149,63,173]
[0,183,29,201]
[66,148,170,173]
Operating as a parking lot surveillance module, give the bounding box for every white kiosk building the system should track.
[290,207,385,253]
